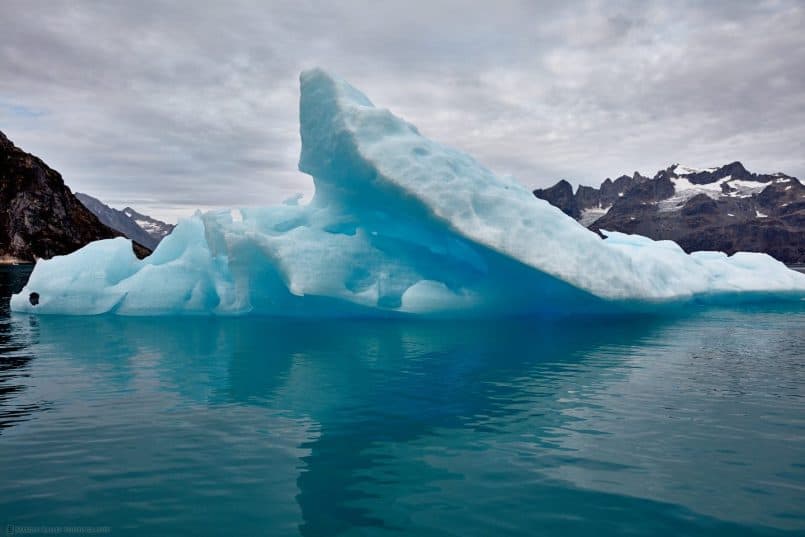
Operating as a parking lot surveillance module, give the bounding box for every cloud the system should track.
[1,0,803,221]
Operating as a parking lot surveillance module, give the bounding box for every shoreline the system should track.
[0,256,33,266]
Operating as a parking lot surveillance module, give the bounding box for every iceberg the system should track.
[11,69,805,317]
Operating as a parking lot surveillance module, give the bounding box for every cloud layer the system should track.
[2,0,804,221]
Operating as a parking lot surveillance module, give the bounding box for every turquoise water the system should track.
[1,266,804,536]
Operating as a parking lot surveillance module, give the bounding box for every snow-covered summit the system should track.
[122,207,174,239]
[671,164,718,176]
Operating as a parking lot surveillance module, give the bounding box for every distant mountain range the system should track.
[0,130,151,263]
[534,162,805,263]
[76,193,173,250]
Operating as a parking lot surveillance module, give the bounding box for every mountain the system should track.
[0,130,150,263]
[121,207,174,244]
[76,193,173,250]
[534,162,805,263]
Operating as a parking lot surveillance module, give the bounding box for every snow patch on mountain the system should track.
[672,164,718,176]
[658,175,791,213]
[579,206,610,226]
[122,208,175,240]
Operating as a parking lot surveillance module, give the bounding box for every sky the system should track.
[1,0,804,223]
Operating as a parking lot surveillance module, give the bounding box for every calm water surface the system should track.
[1,265,804,536]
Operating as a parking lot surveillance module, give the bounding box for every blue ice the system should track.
[11,69,805,316]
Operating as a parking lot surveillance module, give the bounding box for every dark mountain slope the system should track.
[0,131,150,262]
[76,193,173,250]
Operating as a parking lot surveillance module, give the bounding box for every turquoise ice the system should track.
[11,69,805,316]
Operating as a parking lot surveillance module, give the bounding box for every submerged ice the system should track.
[11,69,805,316]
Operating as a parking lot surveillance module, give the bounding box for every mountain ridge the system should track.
[76,193,173,250]
[533,162,805,263]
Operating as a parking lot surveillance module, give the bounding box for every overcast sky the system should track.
[2,0,804,222]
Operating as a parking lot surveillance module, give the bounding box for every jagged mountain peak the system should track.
[532,179,579,219]
[719,161,751,177]
[670,163,714,175]
[533,161,805,263]
[76,194,174,248]
[668,161,774,185]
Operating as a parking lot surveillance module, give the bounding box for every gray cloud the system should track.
[1,0,803,222]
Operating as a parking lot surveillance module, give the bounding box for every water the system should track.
[1,265,804,536]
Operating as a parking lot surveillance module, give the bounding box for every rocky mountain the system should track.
[0,130,150,263]
[534,162,805,263]
[121,207,174,244]
[76,193,173,250]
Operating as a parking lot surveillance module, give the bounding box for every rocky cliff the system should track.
[0,131,150,262]
[534,163,805,263]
